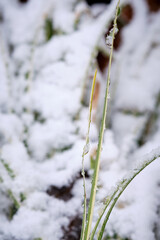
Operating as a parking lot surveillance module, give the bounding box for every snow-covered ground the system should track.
[0,0,160,239]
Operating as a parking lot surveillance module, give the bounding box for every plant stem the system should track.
[98,149,160,240]
[81,69,97,240]
[0,158,15,179]
[84,1,120,239]
[90,189,118,240]
[0,32,12,112]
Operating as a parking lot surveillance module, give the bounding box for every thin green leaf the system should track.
[8,189,20,219]
[89,189,118,240]
[117,7,121,16]
[0,158,15,179]
[0,176,3,183]
[84,1,120,239]
[98,149,160,240]
[80,69,97,240]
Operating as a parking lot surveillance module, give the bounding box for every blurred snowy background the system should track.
[0,0,160,239]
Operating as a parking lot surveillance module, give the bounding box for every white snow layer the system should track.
[0,0,160,239]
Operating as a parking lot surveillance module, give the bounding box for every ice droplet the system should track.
[106,35,112,49]
[109,25,119,35]
[106,26,119,49]
[84,142,90,155]
[115,27,119,34]
[107,93,110,100]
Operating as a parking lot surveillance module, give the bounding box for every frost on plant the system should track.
[106,25,119,49]
[0,0,160,240]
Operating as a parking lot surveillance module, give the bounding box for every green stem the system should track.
[81,70,97,240]
[0,33,12,112]
[98,150,160,240]
[90,188,118,240]
[84,1,120,239]
[8,189,20,209]
[80,1,118,104]
[0,176,3,182]
[0,158,15,179]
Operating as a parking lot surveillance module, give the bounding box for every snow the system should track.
[0,0,160,239]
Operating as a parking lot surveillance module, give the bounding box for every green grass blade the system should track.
[8,189,20,219]
[98,149,160,240]
[0,176,3,182]
[89,188,118,240]
[84,1,120,239]
[8,189,20,209]
[80,69,97,240]
[0,158,15,179]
